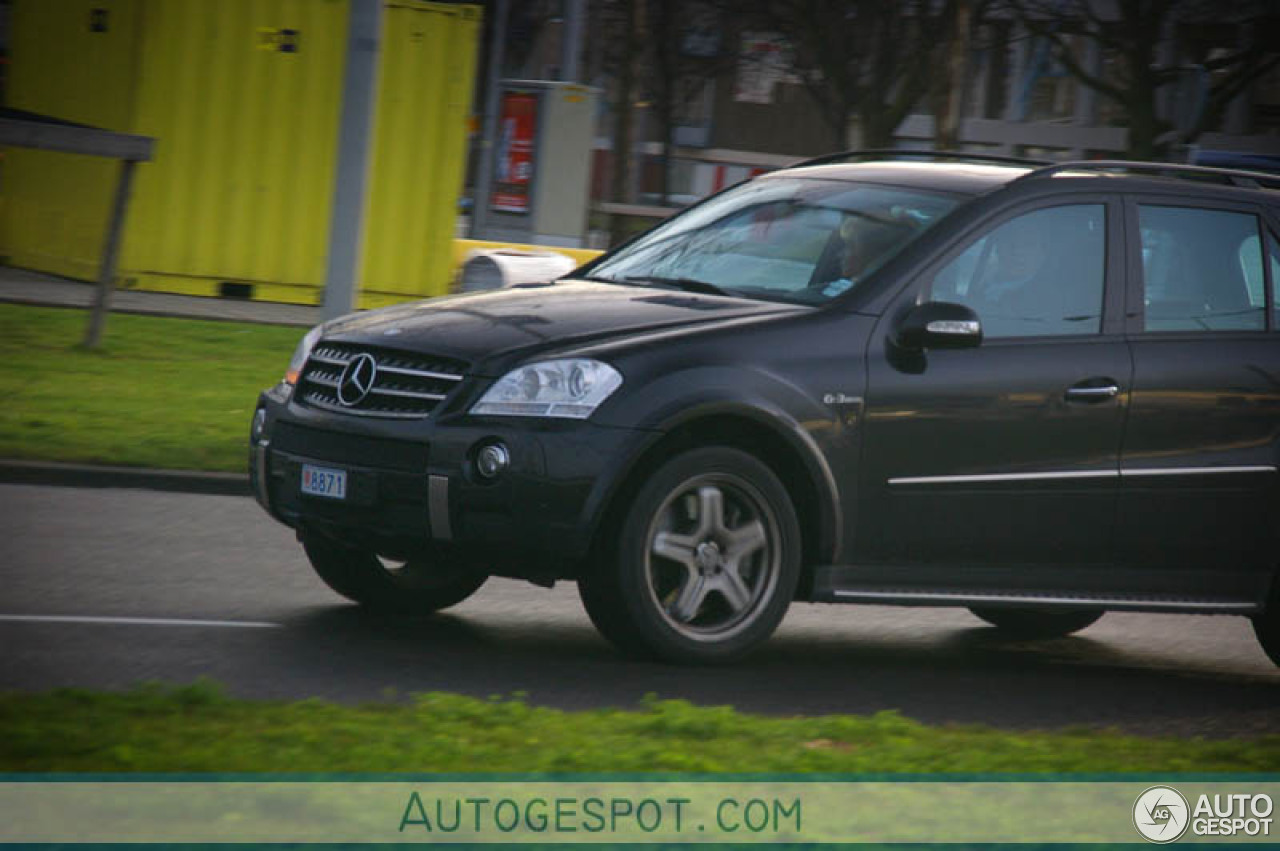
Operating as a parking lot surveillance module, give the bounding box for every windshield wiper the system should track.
[617,275,729,296]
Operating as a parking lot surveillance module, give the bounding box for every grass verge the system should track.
[0,304,300,472]
[2,683,1277,772]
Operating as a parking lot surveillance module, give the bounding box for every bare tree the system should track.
[588,0,647,241]
[646,0,736,202]
[935,0,977,150]
[757,0,962,149]
[1007,0,1280,159]
[591,0,736,215]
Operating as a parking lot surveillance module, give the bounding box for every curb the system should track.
[0,459,250,497]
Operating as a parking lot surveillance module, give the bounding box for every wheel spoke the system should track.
[724,519,767,560]
[652,531,698,567]
[669,574,710,623]
[695,486,727,537]
[717,565,752,613]
[645,472,783,639]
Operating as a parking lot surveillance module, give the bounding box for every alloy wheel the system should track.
[643,475,781,642]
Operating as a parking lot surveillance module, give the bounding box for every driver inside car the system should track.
[979,220,1049,309]
[820,216,898,297]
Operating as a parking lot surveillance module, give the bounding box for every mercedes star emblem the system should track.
[337,353,378,406]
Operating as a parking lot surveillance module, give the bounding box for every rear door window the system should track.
[1137,205,1266,332]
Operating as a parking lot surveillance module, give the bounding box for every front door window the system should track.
[927,204,1107,338]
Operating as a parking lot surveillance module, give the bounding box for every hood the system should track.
[323,280,804,374]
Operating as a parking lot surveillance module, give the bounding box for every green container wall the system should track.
[4,0,144,280]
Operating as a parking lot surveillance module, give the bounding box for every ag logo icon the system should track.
[1134,786,1190,843]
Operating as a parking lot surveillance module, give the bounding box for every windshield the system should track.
[585,177,962,305]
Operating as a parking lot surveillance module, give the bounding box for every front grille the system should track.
[298,343,466,419]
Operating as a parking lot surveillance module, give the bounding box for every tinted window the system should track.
[1138,205,1264,332]
[927,204,1106,338]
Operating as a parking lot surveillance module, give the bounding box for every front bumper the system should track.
[250,384,652,580]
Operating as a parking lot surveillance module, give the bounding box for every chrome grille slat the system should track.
[297,342,467,419]
[306,373,340,389]
[301,392,428,420]
[368,386,447,401]
[378,364,465,382]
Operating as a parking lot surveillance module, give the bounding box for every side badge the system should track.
[823,393,864,428]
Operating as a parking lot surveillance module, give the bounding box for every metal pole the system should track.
[322,0,383,322]
[83,158,137,349]
[470,0,509,240]
[560,0,585,83]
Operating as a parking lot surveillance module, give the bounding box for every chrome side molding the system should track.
[889,465,1276,486]
[1121,465,1276,478]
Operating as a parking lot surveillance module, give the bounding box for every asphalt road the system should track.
[1,483,1276,737]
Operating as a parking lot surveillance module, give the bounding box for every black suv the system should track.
[251,154,1280,665]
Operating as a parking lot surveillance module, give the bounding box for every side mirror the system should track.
[895,302,983,350]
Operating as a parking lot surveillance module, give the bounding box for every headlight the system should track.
[470,359,623,419]
[284,325,323,385]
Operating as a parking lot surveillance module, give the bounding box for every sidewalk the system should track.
[0,266,318,327]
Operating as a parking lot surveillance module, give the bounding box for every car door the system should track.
[855,195,1131,584]
[1115,196,1280,603]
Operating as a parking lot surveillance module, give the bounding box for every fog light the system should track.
[475,443,510,479]
[251,408,267,442]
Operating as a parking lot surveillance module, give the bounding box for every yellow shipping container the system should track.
[2,0,480,307]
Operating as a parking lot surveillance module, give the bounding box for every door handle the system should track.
[1065,380,1120,402]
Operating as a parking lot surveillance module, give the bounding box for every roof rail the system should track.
[787,149,1051,170]
[1012,159,1280,190]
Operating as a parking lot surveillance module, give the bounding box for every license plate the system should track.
[301,464,347,500]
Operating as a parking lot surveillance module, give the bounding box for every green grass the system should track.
[2,683,1276,773]
[0,304,301,472]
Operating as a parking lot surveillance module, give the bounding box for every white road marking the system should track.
[0,614,281,629]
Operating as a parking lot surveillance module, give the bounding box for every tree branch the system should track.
[1019,15,1129,103]
[1191,52,1280,139]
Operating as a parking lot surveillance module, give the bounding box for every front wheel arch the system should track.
[584,410,835,596]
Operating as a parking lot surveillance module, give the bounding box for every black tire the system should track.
[969,606,1103,638]
[1251,580,1280,668]
[301,534,487,613]
[579,447,802,664]
[577,564,648,657]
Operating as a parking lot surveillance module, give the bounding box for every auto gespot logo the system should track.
[1134,786,1274,842]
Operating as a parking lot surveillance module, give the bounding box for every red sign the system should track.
[491,92,538,214]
